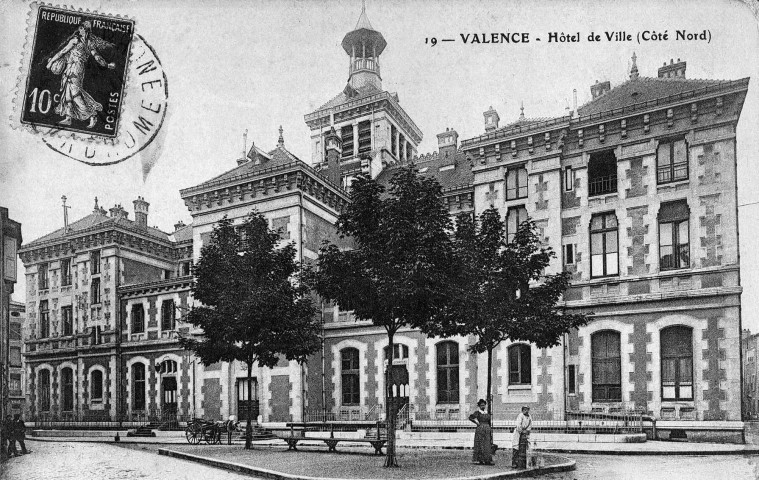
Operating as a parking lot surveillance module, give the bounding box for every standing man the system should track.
[13,414,28,455]
[511,406,532,469]
[4,415,17,457]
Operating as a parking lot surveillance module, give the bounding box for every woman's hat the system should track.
[477,398,487,406]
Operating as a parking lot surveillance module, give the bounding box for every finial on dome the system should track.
[519,101,525,120]
[630,52,639,80]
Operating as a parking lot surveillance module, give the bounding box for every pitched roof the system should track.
[376,149,473,193]
[171,223,193,243]
[315,83,383,112]
[191,144,304,190]
[23,211,172,248]
[577,76,723,117]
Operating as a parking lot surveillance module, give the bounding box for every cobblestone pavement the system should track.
[0,440,257,480]
[544,453,759,480]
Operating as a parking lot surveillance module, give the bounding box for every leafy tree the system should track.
[307,166,453,467]
[427,206,589,419]
[180,213,320,449]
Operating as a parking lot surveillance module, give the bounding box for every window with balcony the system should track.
[161,300,175,331]
[62,306,73,336]
[39,300,50,338]
[590,212,619,277]
[61,258,72,286]
[659,200,690,271]
[506,166,528,200]
[132,304,145,334]
[436,341,459,403]
[657,137,688,184]
[38,263,49,290]
[341,348,360,405]
[508,344,532,385]
[90,277,101,304]
[588,150,618,196]
[661,326,693,400]
[506,206,528,243]
[591,330,622,402]
[90,250,101,274]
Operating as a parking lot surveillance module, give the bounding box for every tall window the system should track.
[661,326,693,400]
[508,344,531,385]
[506,166,528,200]
[161,300,175,331]
[91,370,104,401]
[588,150,618,196]
[341,348,360,405]
[61,258,72,286]
[657,137,688,184]
[38,263,49,289]
[9,347,21,367]
[390,124,398,156]
[90,250,101,274]
[341,125,354,158]
[564,166,575,191]
[506,206,528,243]
[62,306,73,336]
[38,369,51,412]
[591,330,622,402]
[436,342,459,403]
[567,365,577,395]
[39,300,50,338]
[61,367,74,412]
[590,212,618,277]
[90,277,101,304]
[133,363,146,410]
[659,201,690,271]
[132,304,145,334]
[357,120,371,154]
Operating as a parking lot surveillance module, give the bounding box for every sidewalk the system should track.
[27,432,759,455]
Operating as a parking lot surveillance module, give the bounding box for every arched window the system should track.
[591,330,621,402]
[133,363,146,410]
[91,370,103,401]
[341,348,360,405]
[61,367,74,411]
[383,344,409,363]
[436,342,459,403]
[156,359,177,375]
[38,369,51,412]
[508,344,531,385]
[661,326,693,400]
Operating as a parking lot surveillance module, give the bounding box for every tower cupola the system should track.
[342,2,386,90]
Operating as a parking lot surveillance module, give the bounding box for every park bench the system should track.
[278,424,387,455]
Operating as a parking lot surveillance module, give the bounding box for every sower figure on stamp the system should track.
[469,399,494,465]
[511,406,532,469]
[45,21,115,128]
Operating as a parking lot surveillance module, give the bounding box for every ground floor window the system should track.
[91,370,103,401]
[508,344,531,385]
[133,363,146,410]
[61,367,74,411]
[38,370,51,412]
[591,330,622,402]
[661,326,693,400]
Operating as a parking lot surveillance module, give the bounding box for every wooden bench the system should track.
[280,434,387,455]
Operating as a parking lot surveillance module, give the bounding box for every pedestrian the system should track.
[226,415,236,445]
[469,399,494,465]
[13,414,29,455]
[4,415,18,458]
[511,406,532,469]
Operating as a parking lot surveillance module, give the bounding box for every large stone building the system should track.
[743,330,758,419]
[18,5,750,437]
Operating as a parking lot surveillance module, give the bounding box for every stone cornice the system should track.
[119,276,194,297]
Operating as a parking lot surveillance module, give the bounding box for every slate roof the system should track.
[23,211,172,249]
[171,223,194,243]
[577,76,724,117]
[376,149,473,193]
[315,83,384,112]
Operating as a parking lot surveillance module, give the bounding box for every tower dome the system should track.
[341,2,386,90]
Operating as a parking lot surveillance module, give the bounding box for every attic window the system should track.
[439,165,455,172]
[631,91,640,99]
[418,167,429,173]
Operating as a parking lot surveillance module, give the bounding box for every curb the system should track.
[537,447,759,456]
[157,448,576,480]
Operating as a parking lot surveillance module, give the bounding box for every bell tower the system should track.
[342,1,386,90]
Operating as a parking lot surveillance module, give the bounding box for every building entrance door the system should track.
[237,378,259,422]
[390,364,410,410]
[162,376,178,414]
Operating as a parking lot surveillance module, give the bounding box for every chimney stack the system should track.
[133,196,150,229]
[658,58,686,78]
[483,106,500,132]
[174,220,186,231]
[437,128,459,158]
[591,80,611,100]
[322,127,343,187]
[109,204,128,219]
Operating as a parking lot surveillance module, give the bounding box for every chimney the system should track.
[483,106,499,132]
[133,196,150,229]
[658,58,686,79]
[591,80,611,100]
[572,89,578,118]
[237,129,250,166]
[174,220,186,231]
[436,128,459,158]
[322,127,343,186]
[109,204,128,219]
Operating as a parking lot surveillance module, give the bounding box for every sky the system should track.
[1,0,758,330]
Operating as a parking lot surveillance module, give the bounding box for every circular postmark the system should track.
[39,34,168,166]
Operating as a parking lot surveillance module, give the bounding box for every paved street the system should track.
[0,441,257,480]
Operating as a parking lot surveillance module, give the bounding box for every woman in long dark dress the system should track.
[469,399,494,465]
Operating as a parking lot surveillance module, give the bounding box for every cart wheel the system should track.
[203,429,215,444]
[186,426,200,444]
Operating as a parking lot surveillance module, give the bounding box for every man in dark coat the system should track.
[4,415,17,457]
[13,414,28,455]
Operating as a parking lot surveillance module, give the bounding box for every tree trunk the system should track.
[486,346,493,423]
[245,361,253,450]
[384,330,399,468]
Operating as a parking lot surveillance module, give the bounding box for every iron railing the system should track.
[29,410,197,430]
[588,174,618,196]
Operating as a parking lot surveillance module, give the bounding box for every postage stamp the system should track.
[19,5,134,138]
